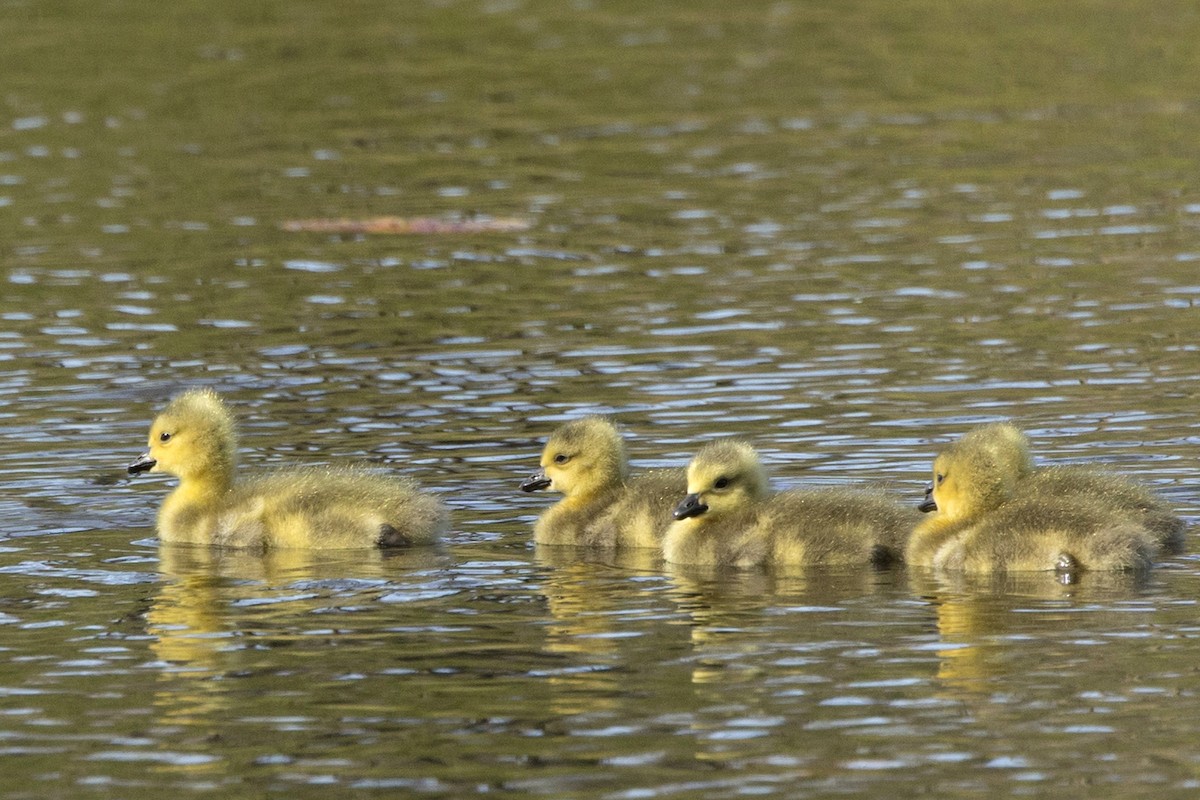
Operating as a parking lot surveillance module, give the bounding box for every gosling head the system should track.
[673,440,770,522]
[519,417,630,498]
[129,388,238,482]
[920,422,1033,520]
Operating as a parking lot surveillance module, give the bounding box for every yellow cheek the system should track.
[544,466,568,491]
[933,486,957,516]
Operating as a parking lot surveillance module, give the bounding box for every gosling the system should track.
[128,388,448,549]
[520,417,686,548]
[663,440,915,568]
[910,422,1185,573]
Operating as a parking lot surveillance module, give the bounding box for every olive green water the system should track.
[4,1,1200,796]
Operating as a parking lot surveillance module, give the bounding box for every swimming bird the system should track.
[128,388,448,549]
[663,440,915,568]
[520,417,686,548]
[909,422,1184,573]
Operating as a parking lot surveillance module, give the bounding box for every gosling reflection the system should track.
[147,543,423,764]
[665,564,903,684]
[662,565,905,768]
[910,569,1154,698]
[145,545,313,781]
[532,545,679,716]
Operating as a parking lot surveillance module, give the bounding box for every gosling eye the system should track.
[159,431,173,443]
[713,476,730,490]
[553,453,570,465]
[935,472,945,485]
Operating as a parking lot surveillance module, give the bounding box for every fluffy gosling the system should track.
[128,388,447,549]
[663,440,914,568]
[910,422,1184,573]
[520,417,686,548]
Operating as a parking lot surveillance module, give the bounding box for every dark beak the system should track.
[673,492,709,520]
[520,471,551,492]
[128,453,156,475]
[918,484,937,513]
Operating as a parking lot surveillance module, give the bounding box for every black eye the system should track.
[713,476,729,489]
[159,432,173,443]
[935,473,944,485]
[553,453,570,465]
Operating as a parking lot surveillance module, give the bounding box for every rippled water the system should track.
[5,1,1200,796]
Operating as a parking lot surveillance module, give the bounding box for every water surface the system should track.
[4,1,1200,796]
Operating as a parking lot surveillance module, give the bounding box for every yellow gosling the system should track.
[128,388,448,550]
[663,440,915,568]
[520,417,686,548]
[910,422,1184,573]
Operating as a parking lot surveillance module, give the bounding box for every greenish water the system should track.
[4,1,1200,796]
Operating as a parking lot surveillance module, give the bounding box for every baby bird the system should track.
[910,422,1184,573]
[128,388,448,550]
[663,440,915,568]
[520,417,686,548]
